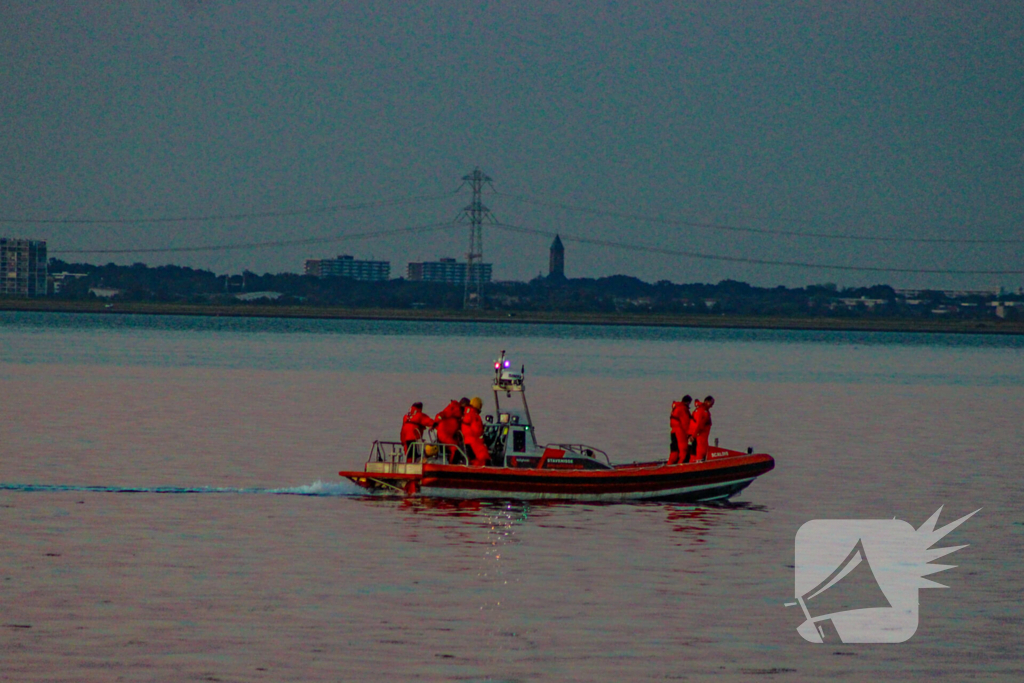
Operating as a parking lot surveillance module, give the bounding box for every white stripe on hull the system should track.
[419,477,757,502]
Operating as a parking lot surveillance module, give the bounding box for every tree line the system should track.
[45,259,1018,319]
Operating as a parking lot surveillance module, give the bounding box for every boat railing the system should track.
[369,440,470,466]
[547,443,612,466]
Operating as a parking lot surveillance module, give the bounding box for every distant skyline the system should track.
[2,2,1022,289]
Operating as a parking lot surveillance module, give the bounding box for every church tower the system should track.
[549,234,565,279]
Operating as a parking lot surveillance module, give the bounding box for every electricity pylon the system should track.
[456,167,496,309]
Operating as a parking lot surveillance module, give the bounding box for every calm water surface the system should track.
[1,312,1022,681]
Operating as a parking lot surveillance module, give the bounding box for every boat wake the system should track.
[0,479,364,497]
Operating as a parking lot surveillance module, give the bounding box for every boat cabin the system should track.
[483,411,612,470]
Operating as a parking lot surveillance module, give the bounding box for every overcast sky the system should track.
[2,1,1021,289]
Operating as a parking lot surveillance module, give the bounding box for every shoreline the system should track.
[1,298,1022,335]
[4,296,1019,335]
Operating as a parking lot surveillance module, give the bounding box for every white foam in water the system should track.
[268,479,364,496]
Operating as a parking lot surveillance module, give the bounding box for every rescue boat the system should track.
[338,352,774,502]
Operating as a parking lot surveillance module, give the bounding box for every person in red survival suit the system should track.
[692,396,715,462]
[668,394,694,465]
[400,402,435,460]
[462,396,490,467]
[434,398,466,462]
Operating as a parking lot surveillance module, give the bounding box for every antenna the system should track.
[456,167,496,309]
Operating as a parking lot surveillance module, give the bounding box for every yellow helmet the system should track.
[470,396,483,410]
[424,444,439,456]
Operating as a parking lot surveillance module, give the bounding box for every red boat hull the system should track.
[341,450,774,502]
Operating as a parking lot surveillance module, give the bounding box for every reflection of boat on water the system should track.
[339,352,775,502]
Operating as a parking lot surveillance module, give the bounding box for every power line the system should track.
[0,192,454,225]
[20,175,1021,275]
[491,222,1024,275]
[51,222,458,255]
[494,191,1024,244]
